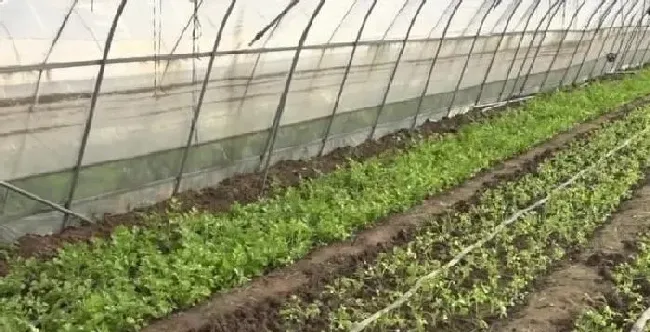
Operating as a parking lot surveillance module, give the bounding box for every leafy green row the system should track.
[3,73,650,332]
[573,238,650,331]
[277,106,650,331]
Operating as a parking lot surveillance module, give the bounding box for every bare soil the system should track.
[489,175,650,332]
[141,97,650,332]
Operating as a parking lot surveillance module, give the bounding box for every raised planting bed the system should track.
[486,175,650,332]
[223,104,650,331]
[4,71,650,331]
[572,234,650,331]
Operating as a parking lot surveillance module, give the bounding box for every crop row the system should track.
[275,106,650,331]
[3,72,650,331]
[573,236,650,331]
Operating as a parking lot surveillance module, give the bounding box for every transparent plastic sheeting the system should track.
[0,0,648,242]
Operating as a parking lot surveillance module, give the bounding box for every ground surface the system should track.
[490,176,650,332]
[141,99,645,332]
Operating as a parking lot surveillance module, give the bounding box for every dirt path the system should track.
[490,176,650,332]
[141,98,650,332]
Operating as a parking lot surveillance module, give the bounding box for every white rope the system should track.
[631,306,650,332]
[350,126,650,332]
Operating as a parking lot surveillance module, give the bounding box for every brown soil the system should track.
[140,97,648,332]
[489,176,650,332]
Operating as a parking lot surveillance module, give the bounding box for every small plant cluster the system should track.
[573,236,650,331]
[2,72,650,331]
[276,107,650,331]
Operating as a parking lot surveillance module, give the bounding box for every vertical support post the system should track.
[368,0,431,140]
[319,0,378,157]
[62,0,130,229]
[412,0,465,128]
[445,0,500,118]
[258,0,326,194]
[172,0,237,195]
